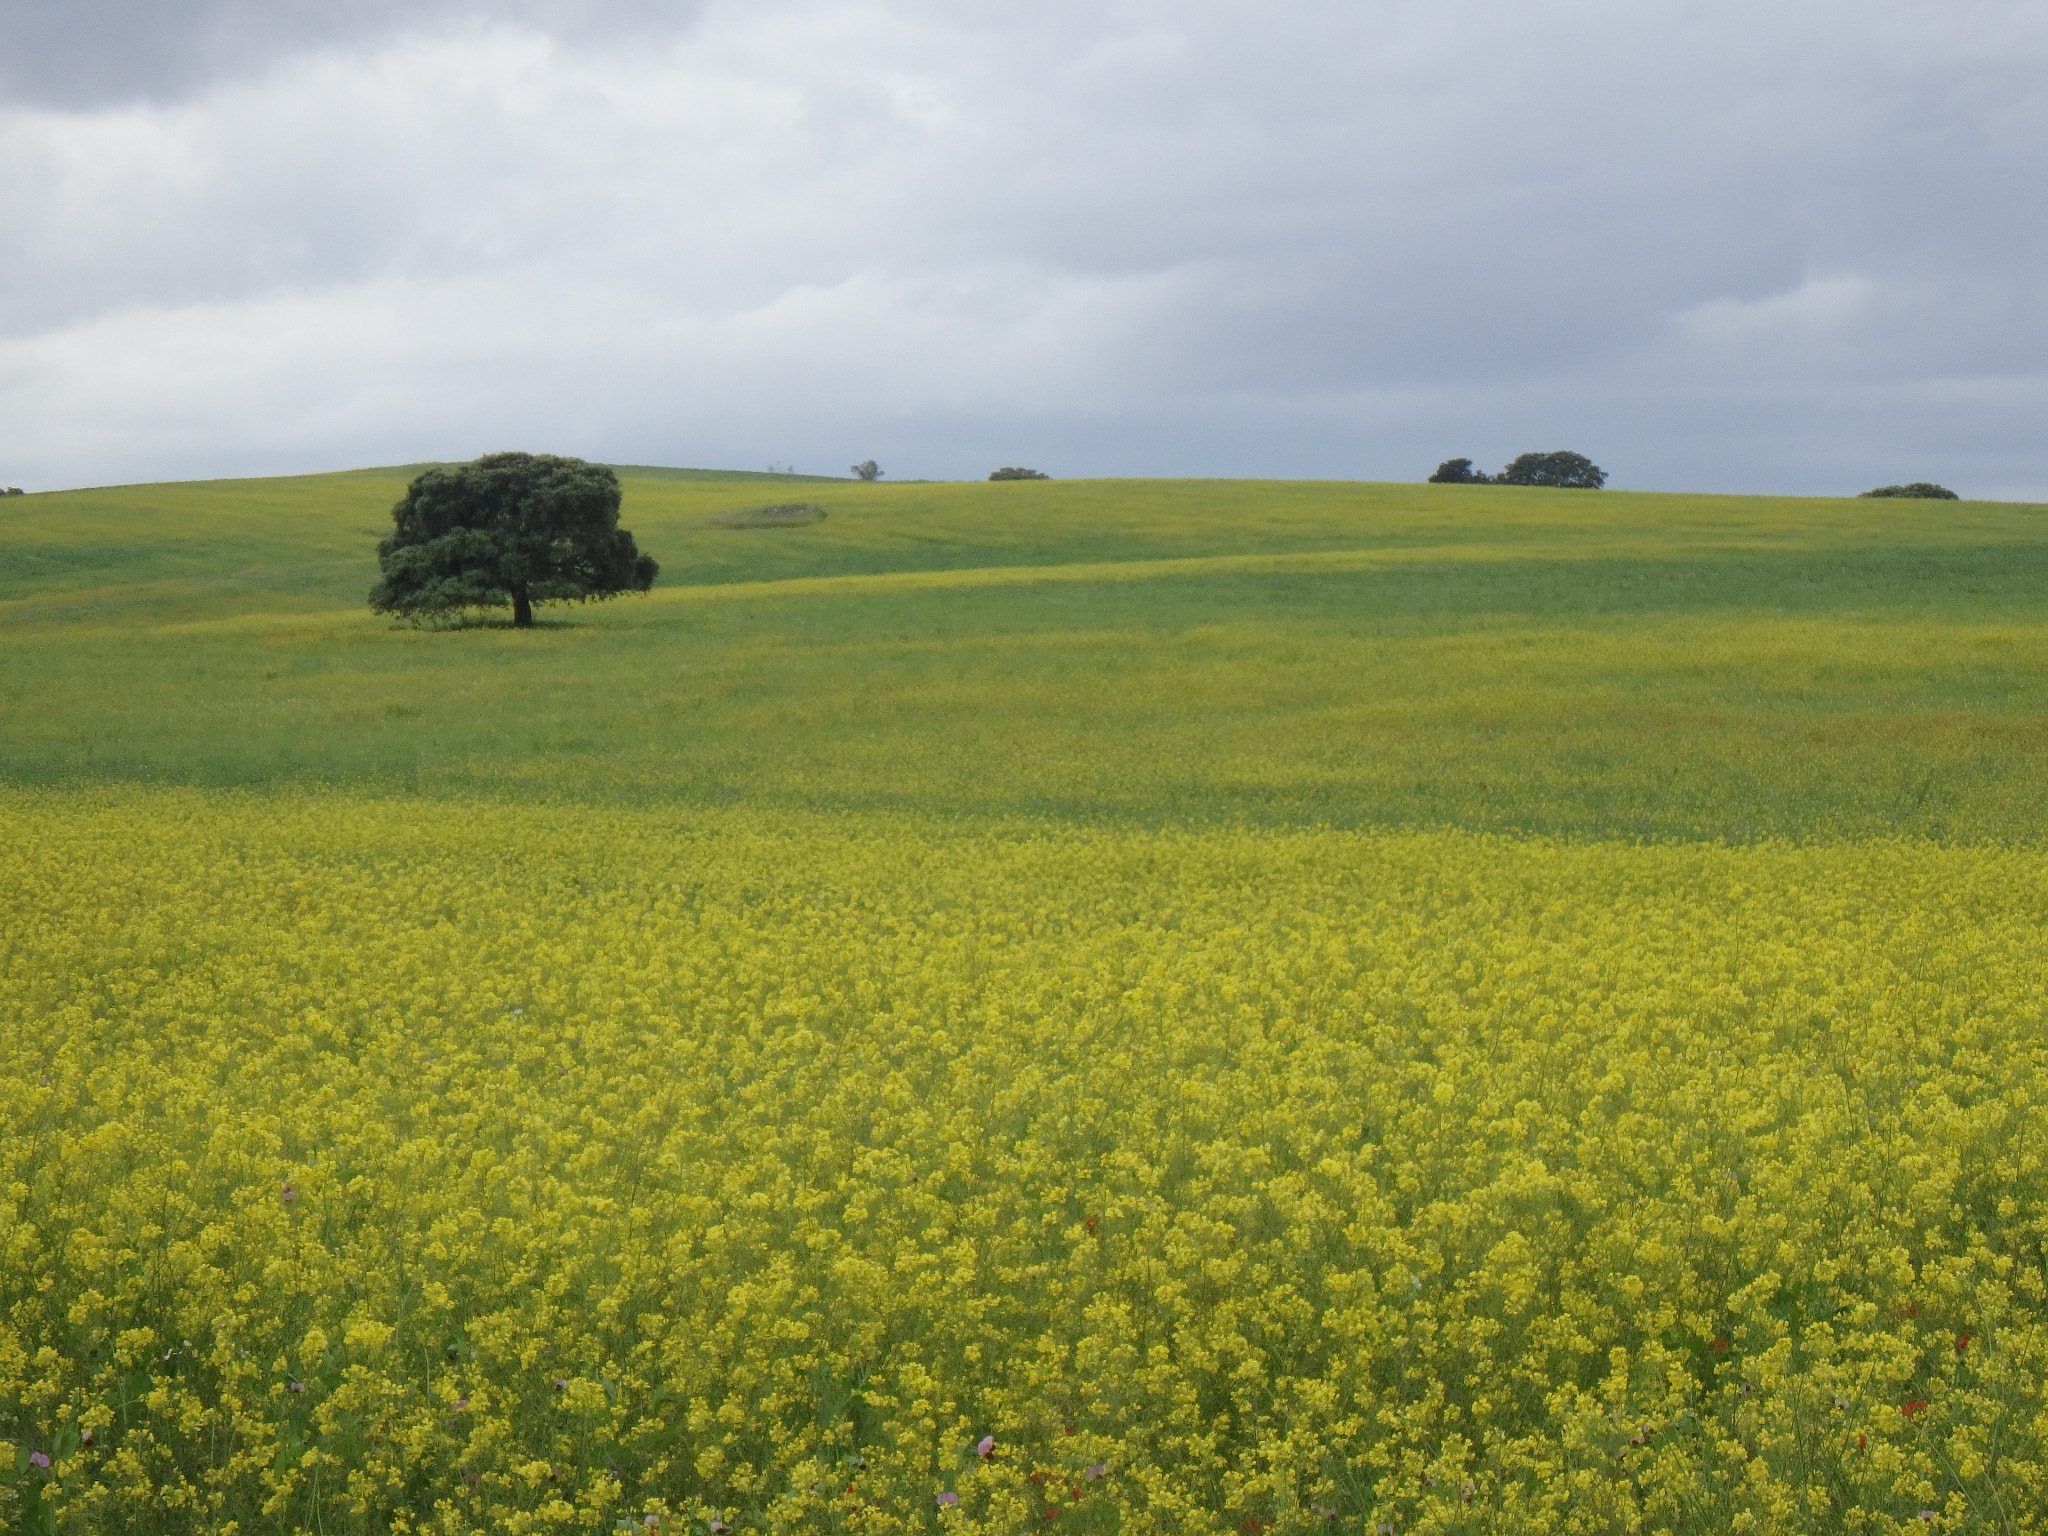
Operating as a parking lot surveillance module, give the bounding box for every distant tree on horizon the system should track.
[1859,482,1958,499]
[988,467,1050,481]
[369,453,657,629]
[1497,450,1606,489]
[1429,451,1605,488]
[851,460,882,481]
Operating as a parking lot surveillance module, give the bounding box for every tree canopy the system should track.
[988,467,1050,481]
[1859,482,1958,500]
[1429,451,1606,488]
[1497,450,1606,489]
[369,453,657,628]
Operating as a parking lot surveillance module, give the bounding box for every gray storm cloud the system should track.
[1,0,2045,494]
[0,0,700,106]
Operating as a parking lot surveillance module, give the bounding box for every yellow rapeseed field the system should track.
[5,789,2047,1535]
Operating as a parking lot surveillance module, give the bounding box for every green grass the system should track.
[3,467,2046,840]
[8,468,2048,1532]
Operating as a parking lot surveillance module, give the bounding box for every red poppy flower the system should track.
[1956,1333,1973,1352]
[1901,1401,1928,1420]
[1903,1302,1919,1319]
[1709,1337,1730,1352]
[1856,1434,1867,1451]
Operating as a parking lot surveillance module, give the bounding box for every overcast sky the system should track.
[2,0,2045,495]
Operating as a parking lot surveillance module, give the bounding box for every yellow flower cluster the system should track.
[4,789,2047,1534]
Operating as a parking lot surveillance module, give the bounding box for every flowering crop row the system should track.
[4,789,2048,1534]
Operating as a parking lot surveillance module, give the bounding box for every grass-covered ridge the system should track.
[2,468,2045,840]
[7,467,2048,1533]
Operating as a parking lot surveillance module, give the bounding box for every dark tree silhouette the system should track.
[369,453,657,628]
[988,467,1050,480]
[1428,458,1490,484]
[851,460,882,481]
[1859,482,1958,499]
[1496,451,1606,489]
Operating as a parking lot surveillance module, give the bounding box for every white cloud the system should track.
[2,0,2047,494]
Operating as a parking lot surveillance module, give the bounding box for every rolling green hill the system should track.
[9,467,2048,1533]
[3,466,2045,839]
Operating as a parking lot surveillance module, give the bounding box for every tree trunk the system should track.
[511,587,533,628]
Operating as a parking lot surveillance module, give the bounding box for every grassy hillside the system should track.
[9,468,2048,1533]
[2,468,2045,839]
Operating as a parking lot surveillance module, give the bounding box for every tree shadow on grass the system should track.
[390,610,585,632]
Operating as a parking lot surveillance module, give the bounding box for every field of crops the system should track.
[4,470,2048,1533]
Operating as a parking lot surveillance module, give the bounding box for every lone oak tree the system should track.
[370,453,658,628]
